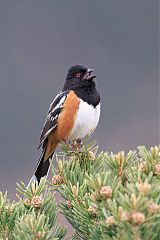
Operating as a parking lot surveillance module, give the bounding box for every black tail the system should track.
[27,146,54,188]
[34,149,54,184]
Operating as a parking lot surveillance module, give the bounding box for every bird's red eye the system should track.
[76,73,80,78]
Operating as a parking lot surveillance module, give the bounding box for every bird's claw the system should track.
[71,139,82,151]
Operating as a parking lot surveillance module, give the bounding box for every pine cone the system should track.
[88,206,97,217]
[131,212,145,225]
[52,174,64,185]
[105,216,115,225]
[148,202,160,214]
[100,186,112,199]
[154,163,160,176]
[137,182,151,194]
[31,196,42,208]
[118,207,130,221]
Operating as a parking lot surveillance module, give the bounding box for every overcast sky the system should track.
[0,0,158,199]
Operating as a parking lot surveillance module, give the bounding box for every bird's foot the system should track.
[71,139,82,151]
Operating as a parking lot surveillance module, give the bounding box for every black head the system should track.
[66,64,96,81]
[63,64,100,106]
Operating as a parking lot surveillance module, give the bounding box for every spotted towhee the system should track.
[28,64,100,185]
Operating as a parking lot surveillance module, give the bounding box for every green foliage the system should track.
[51,142,160,240]
[1,141,160,239]
[0,192,17,239]
[0,180,66,240]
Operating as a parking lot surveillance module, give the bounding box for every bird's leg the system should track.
[76,139,82,150]
[71,139,82,151]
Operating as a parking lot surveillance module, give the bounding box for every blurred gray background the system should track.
[0,0,158,200]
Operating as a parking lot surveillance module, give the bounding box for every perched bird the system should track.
[29,64,100,185]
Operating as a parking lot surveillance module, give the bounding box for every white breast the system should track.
[68,100,100,140]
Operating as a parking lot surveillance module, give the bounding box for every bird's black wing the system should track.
[37,90,69,149]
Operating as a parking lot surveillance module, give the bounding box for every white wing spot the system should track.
[45,128,54,137]
[53,96,66,111]
[47,113,51,119]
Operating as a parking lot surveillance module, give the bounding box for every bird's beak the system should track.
[84,68,96,80]
[88,68,94,74]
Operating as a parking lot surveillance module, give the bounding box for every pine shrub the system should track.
[1,140,160,239]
